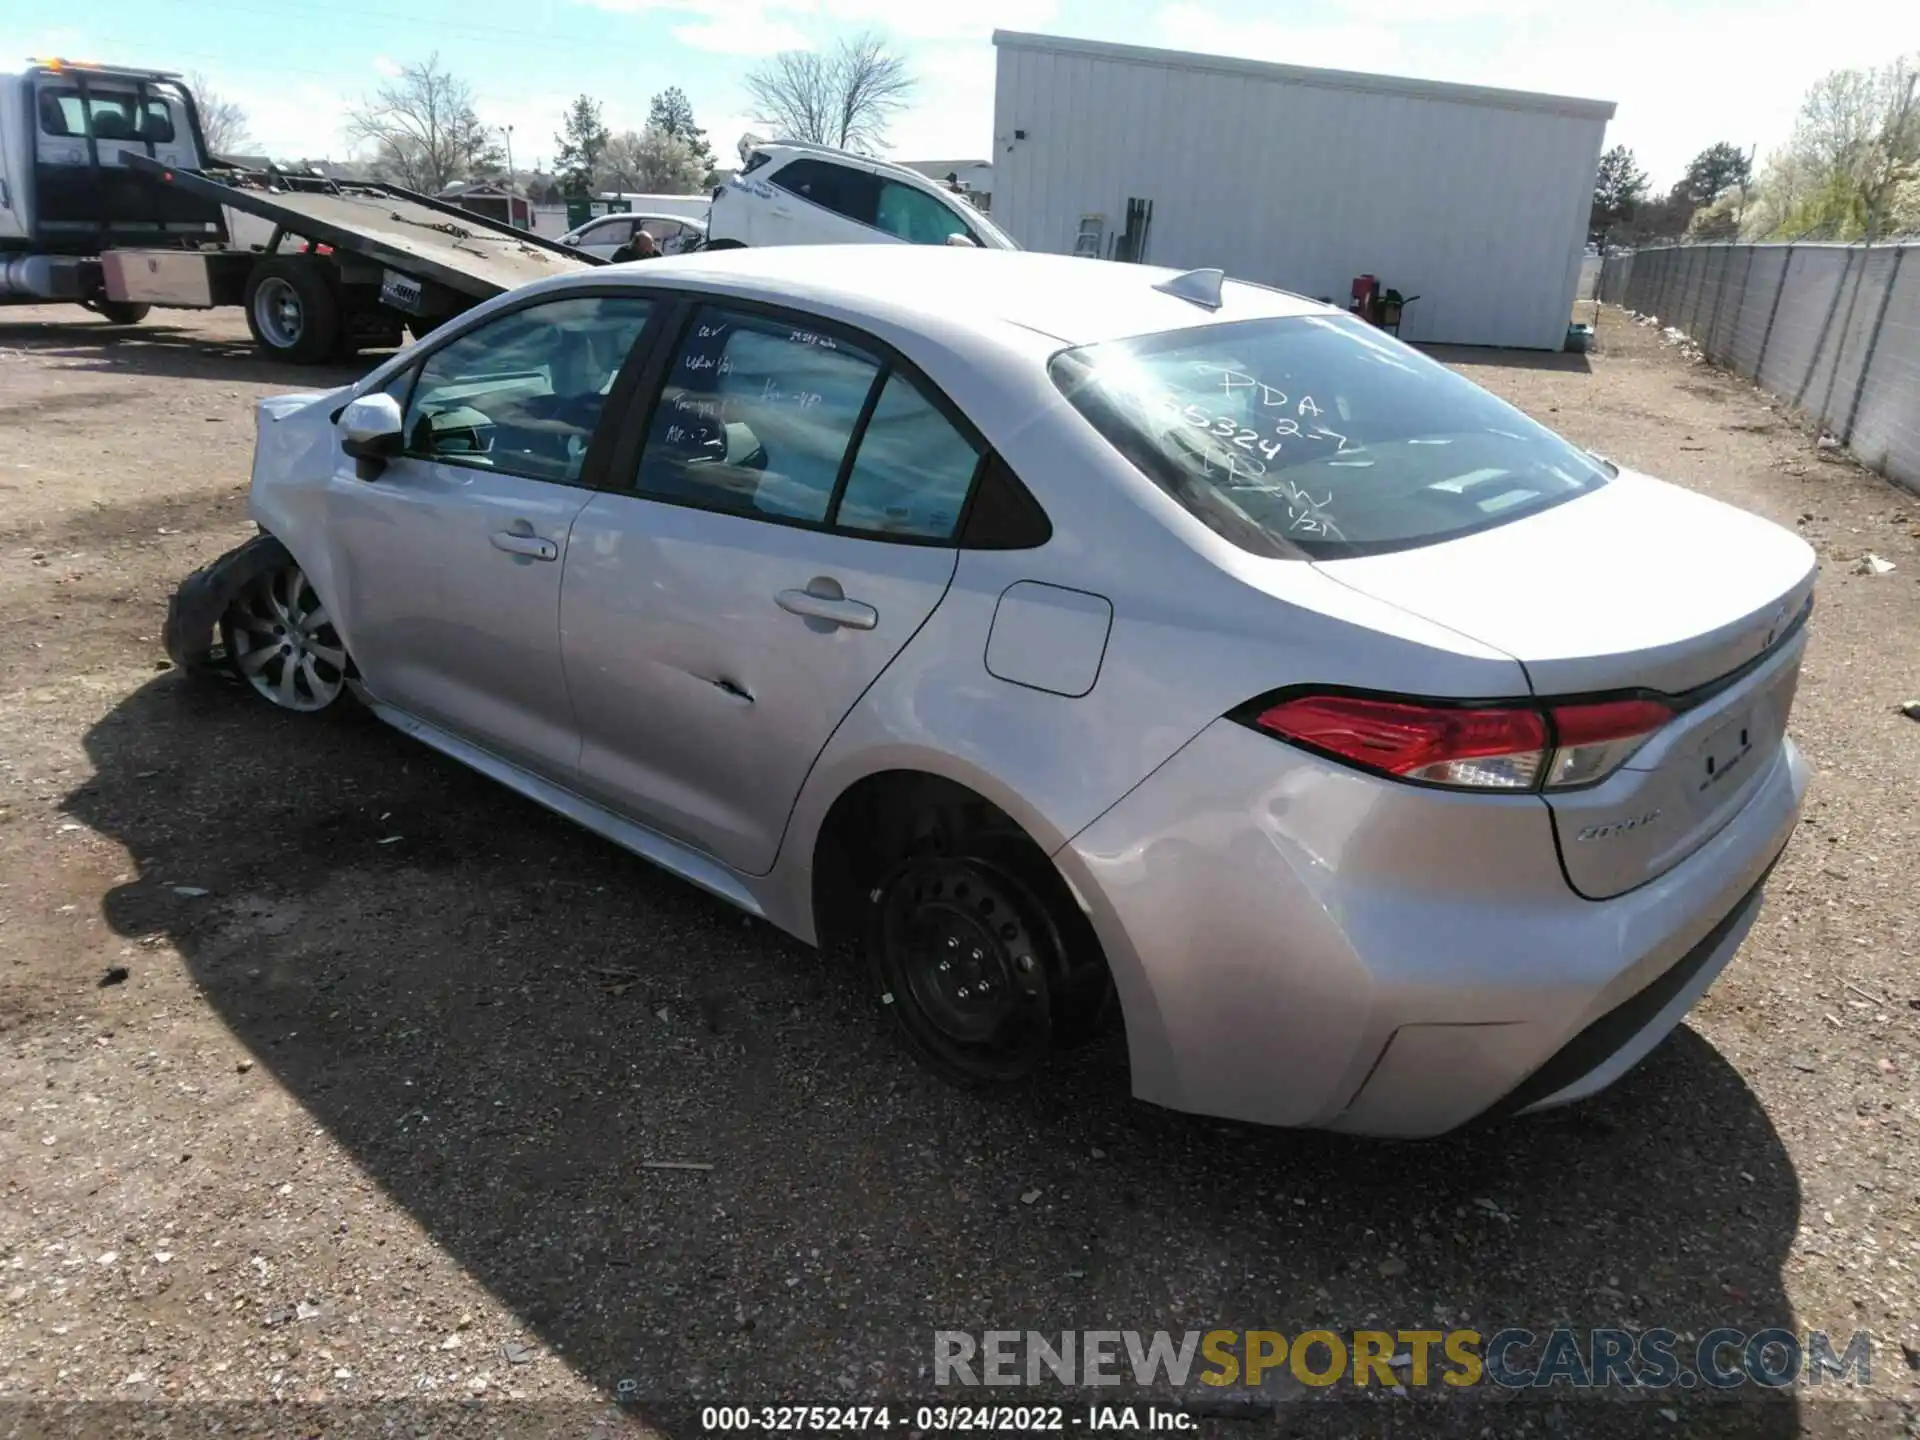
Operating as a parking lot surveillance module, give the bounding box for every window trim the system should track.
[615,293,1001,548]
[384,287,669,491]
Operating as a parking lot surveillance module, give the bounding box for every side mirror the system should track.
[560,233,580,245]
[339,393,404,476]
[945,233,979,247]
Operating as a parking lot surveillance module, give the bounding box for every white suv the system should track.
[707,142,1016,251]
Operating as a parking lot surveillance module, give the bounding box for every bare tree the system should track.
[600,127,707,194]
[188,73,252,156]
[346,54,480,193]
[743,32,915,154]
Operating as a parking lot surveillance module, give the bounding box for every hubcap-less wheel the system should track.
[252,276,305,351]
[874,856,1055,1082]
[226,563,346,712]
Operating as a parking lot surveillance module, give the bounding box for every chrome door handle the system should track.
[491,529,558,561]
[776,588,877,630]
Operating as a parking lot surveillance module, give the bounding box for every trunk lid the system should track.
[1314,472,1816,898]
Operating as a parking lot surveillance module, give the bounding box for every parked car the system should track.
[707,141,1017,251]
[170,246,1814,1137]
[562,212,707,259]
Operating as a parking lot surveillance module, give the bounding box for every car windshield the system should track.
[1049,313,1609,558]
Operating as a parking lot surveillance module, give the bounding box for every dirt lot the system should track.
[0,303,1916,1438]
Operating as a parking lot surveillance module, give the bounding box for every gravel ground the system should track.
[0,303,1916,1439]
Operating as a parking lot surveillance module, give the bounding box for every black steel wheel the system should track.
[242,258,340,364]
[868,853,1065,1084]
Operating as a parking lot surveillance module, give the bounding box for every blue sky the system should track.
[7,0,1898,187]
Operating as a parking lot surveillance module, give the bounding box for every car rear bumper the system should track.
[1055,718,1807,1138]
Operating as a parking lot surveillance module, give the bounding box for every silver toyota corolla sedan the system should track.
[169,246,1815,1137]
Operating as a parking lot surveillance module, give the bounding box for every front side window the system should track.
[401,294,653,485]
[875,181,975,246]
[772,159,879,226]
[632,306,985,540]
[1050,313,1609,558]
[634,307,883,522]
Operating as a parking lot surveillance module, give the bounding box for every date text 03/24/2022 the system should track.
[698,1406,1193,1432]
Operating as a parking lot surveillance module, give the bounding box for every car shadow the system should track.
[0,316,378,387]
[1418,344,1594,375]
[63,672,1806,1437]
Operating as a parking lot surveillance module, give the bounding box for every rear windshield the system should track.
[1049,313,1609,558]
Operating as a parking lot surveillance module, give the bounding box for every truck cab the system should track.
[2,62,218,244]
[1,60,223,317]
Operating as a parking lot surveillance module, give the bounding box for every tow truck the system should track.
[1,59,598,361]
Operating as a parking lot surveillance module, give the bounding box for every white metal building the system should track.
[991,32,1615,349]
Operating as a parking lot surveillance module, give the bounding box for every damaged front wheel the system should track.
[221,560,351,713]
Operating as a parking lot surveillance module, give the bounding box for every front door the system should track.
[562,301,986,873]
[323,292,657,779]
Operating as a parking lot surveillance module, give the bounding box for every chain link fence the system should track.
[1594,243,1918,494]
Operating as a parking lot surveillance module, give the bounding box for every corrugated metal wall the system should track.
[1617,243,1920,495]
[992,41,1609,349]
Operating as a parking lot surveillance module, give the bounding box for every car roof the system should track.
[597,245,1333,346]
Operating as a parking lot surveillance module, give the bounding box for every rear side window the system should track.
[634,307,883,522]
[773,159,879,226]
[631,305,990,542]
[1050,313,1609,558]
[836,373,982,538]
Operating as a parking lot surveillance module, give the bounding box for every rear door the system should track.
[560,298,984,872]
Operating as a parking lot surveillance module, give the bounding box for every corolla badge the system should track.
[1577,810,1661,842]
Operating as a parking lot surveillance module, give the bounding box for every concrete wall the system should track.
[1613,243,1919,494]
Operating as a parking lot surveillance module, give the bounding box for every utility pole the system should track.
[502,124,516,190]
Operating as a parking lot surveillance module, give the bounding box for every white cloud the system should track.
[1153,4,1411,77]
[371,56,405,78]
[881,44,998,161]
[672,16,814,53]
[816,0,1060,40]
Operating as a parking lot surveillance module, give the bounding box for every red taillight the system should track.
[1253,694,1549,790]
[1248,691,1677,792]
[1544,697,1673,788]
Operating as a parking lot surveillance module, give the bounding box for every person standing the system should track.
[610,227,660,265]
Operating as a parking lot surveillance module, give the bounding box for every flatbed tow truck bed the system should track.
[105,154,601,359]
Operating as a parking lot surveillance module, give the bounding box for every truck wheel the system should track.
[243,258,339,364]
[92,300,151,326]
